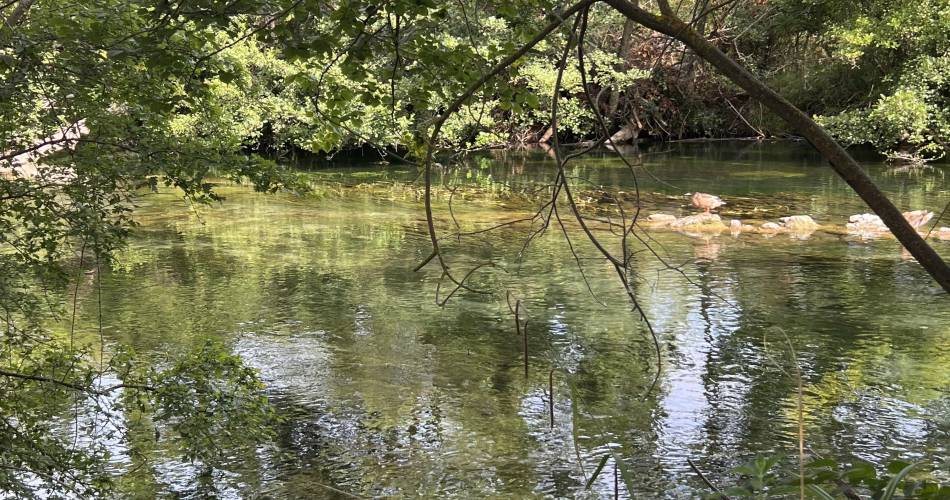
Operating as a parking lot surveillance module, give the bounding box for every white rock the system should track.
[646,213,677,225]
[849,213,882,224]
[670,213,723,228]
[779,215,817,231]
[846,213,888,234]
[903,210,933,229]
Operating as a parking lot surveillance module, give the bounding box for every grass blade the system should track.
[806,484,836,500]
[882,462,918,500]
[611,451,637,496]
[586,455,610,490]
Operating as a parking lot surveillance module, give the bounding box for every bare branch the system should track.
[0,368,153,395]
[603,0,950,292]
[416,0,596,296]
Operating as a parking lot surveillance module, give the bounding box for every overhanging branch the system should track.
[0,368,154,394]
[417,0,596,287]
[603,0,950,293]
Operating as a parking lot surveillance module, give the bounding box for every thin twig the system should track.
[687,458,731,499]
[549,368,555,429]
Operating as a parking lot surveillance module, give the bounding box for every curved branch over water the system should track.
[603,0,950,293]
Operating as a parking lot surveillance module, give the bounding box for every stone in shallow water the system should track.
[903,209,933,229]
[845,210,933,236]
[729,219,742,236]
[646,213,677,225]
[848,213,884,225]
[779,215,817,231]
[938,227,950,241]
[670,213,723,228]
[761,222,782,231]
[846,213,888,234]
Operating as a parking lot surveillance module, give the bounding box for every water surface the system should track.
[71,142,950,498]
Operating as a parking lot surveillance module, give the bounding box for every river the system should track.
[68,142,949,498]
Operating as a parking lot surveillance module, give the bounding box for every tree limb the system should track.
[604,0,950,293]
[0,368,154,394]
[417,0,596,283]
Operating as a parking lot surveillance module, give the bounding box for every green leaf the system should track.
[846,459,877,483]
[806,484,836,500]
[882,462,919,500]
[585,455,610,490]
[887,460,912,475]
[525,93,540,109]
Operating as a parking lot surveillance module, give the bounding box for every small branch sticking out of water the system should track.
[413,250,436,272]
[312,482,366,499]
[687,458,731,500]
[924,200,949,241]
[549,369,555,429]
[523,322,529,379]
[515,300,529,378]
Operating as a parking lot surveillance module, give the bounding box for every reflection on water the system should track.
[66,142,949,498]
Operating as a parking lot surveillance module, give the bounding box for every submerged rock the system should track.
[938,227,950,241]
[848,213,884,225]
[646,213,677,226]
[670,213,724,229]
[847,210,933,237]
[729,219,742,236]
[846,213,887,235]
[904,209,934,229]
[761,222,782,231]
[779,215,817,231]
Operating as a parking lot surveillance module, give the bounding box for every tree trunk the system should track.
[1,0,36,31]
[609,120,640,144]
[538,126,554,144]
[607,17,637,116]
[604,0,950,293]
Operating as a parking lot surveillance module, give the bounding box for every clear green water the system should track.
[71,142,949,498]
